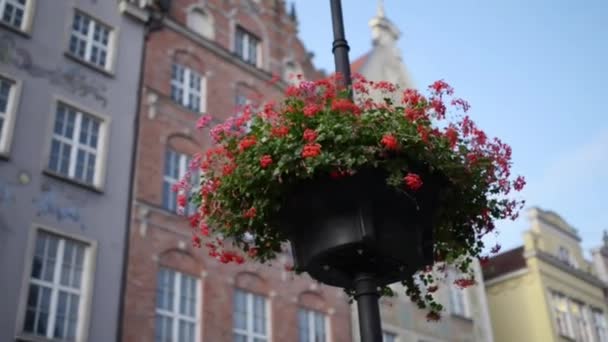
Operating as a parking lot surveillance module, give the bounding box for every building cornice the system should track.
[535,251,606,288]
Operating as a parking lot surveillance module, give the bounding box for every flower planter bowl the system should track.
[278,167,445,288]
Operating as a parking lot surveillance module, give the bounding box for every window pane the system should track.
[179,320,195,342]
[233,290,247,330]
[156,268,175,311]
[85,153,96,184]
[162,181,176,212]
[298,309,309,342]
[314,312,325,342]
[24,284,40,333]
[155,315,173,342]
[54,292,68,339]
[59,143,72,175]
[235,29,244,57]
[253,295,266,334]
[75,149,86,181]
[234,334,247,342]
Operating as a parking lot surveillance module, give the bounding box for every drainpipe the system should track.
[116,6,164,342]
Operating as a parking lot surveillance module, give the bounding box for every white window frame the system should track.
[448,270,471,318]
[155,267,201,342]
[551,291,576,339]
[570,300,594,342]
[235,26,261,67]
[382,330,398,342]
[0,73,21,157]
[233,289,269,342]
[162,149,198,214]
[16,225,97,342]
[46,99,110,189]
[0,0,36,33]
[298,308,328,342]
[171,63,207,113]
[68,9,116,72]
[593,309,608,342]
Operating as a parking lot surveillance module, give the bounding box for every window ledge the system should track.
[43,169,104,194]
[558,334,576,341]
[15,332,59,342]
[0,21,31,38]
[64,52,115,78]
[450,313,474,322]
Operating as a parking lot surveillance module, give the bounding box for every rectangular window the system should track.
[449,285,470,318]
[298,308,327,342]
[552,292,575,338]
[69,11,113,70]
[593,309,608,342]
[171,64,205,113]
[155,267,199,342]
[0,0,31,31]
[383,331,398,342]
[234,26,260,67]
[48,103,105,187]
[233,289,268,342]
[570,301,593,342]
[0,75,19,155]
[22,230,92,341]
[162,149,199,215]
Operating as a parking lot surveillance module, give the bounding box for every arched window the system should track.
[187,7,214,40]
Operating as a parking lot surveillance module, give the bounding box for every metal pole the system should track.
[329,0,352,92]
[354,273,383,342]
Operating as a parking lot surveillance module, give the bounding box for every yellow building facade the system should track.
[483,207,608,342]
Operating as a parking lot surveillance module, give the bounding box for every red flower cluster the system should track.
[331,98,361,115]
[429,80,454,95]
[513,176,526,191]
[303,103,321,117]
[272,125,289,138]
[381,134,398,150]
[260,155,273,168]
[302,143,321,158]
[177,193,187,207]
[239,136,257,151]
[303,128,318,142]
[445,126,458,149]
[243,207,257,219]
[404,173,423,191]
[454,278,476,288]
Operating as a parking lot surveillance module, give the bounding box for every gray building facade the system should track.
[0,1,148,341]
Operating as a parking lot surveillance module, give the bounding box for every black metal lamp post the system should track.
[330,1,381,341]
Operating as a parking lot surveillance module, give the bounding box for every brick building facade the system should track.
[121,1,351,341]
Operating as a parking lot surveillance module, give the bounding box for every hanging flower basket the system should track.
[179,74,525,318]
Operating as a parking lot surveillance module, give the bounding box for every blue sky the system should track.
[292,0,608,255]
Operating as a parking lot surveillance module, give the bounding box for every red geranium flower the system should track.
[381,134,399,150]
[303,129,318,142]
[302,143,321,158]
[260,155,273,168]
[239,136,257,151]
[244,207,257,219]
[272,125,289,138]
[404,173,423,191]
